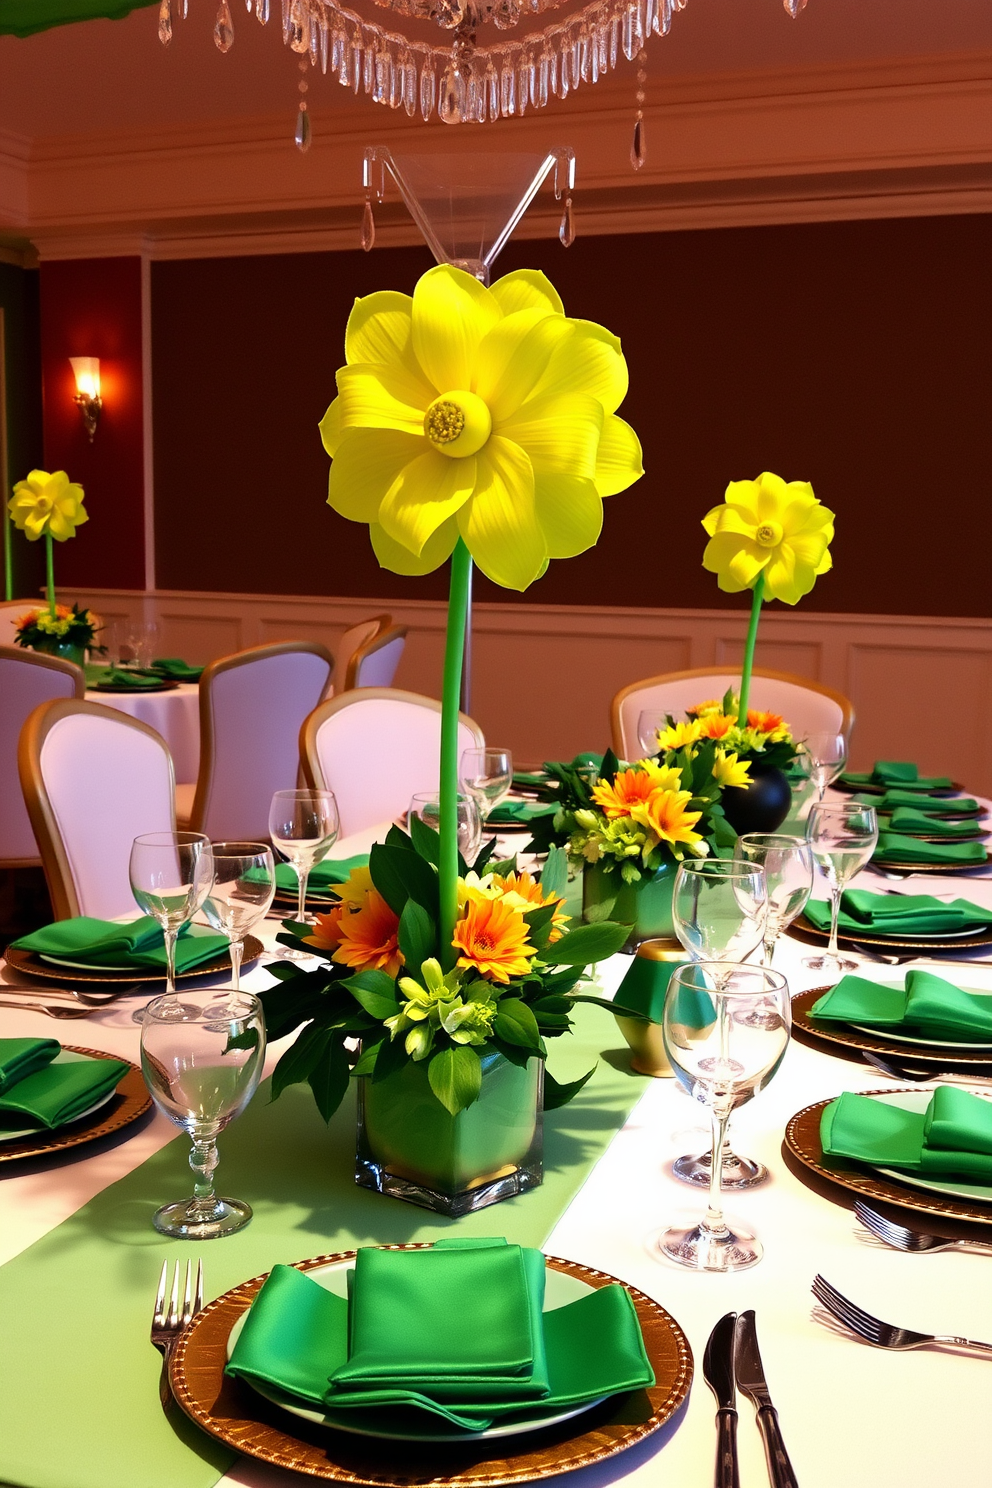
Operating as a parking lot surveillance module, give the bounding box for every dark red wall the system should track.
[39,256,145,589]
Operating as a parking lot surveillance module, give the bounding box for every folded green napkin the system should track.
[842,765,955,792]
[151,657,203,681]
[804,891,991,939]
[543,753,605,775]
[873,832,987,867]
[855,790,981,816]
[811,971,992,1042]
[489,800,557,826]
[11,916,228,972]
[273,853,370,896]
[0,1055,129,1129]
[226,1237,654,1432]
[0,1037,60,1094]
[96,668,166,691]
[888,808,984,839]
[821,1088,992,1181]
[513,770,550,787]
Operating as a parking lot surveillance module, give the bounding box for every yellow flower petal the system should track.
[411,265,500,395]
[533,473,603,559]
[457,437,545,591]
[722,479,763,527]
[379,448,477,555]
[474,312,570,420]
[327,428,426,523]
[370,516,458,576]
[593,415,643,496]
[530,319,628,413]
[344,291,419,377]
[318,397,345,458]
[785,528,832,570]
[334,364,433,436]
[489,268,565,318]
[763,544,805,604]
[499,392,603,479]
[702,532,766,592]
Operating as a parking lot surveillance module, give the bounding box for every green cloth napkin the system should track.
[804,891,991,939]
[489,799,557,826]
[0,1055,129,1129]
[151,657,203,682]
[842,765,955,791]
[0,1037,60,1094]
[226,1239,654,1432]
[811,970,992,1042]
[873,832,987,867]
[855,790,981,816]
[94,668,166,691]
[273,853,370,895]
[888,807,985,839]
[821,1087,992,1180]
[11,917,228,972]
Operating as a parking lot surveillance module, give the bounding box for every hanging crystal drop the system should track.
[255,0,269,21]
[281,0,291,43]
[158,0,172,46]
[361,197,376,251]
[784,0,808,13]
[320,18,329,71]
[499,58,515,116]
[244,0,251,12]
[404,53,417,116]
[485,58,499,120]
[214,0,234,51]
[537,48,550,108]
[438,60,466,123]
[559,196,575,247]
[657,0,671,34]
[631,113,646,169]
[180,0,188,18]
[288,0,307,53]
[420,58,437,120]
[294,101,311,151]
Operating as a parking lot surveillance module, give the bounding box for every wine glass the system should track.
[735,833,813,966]
[129,831,215,1023]
[655,962,791,1272]
[804,732,847,802]
[460,748,513,831]
[637,710,665,757]
[671,858,769,1189]
[202,842,276,994]
[803,801,878,976]
[410,791,482,863]
[268,788,340,936]
[139,987,266,1239]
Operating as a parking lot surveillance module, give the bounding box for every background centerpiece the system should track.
[8,469,99,666]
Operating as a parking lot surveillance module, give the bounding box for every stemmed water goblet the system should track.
[655,961,791,1272]
[129,831,215,1023]
[671,858,769,1188]
[201,842,276,995]
[410,791,482,863]
[734,833,813,967]
[636,710,666,757]
[803,801,878,976]
[804,732,847,802]
[460,748,513,836]
[139,987,266,1239]
[268,789,340,953]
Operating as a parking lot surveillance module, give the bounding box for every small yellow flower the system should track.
[712,750,753,789]
[655,719,703,752]
[9,470,88,542]
[702,472,834,605]
[629,789,706,855]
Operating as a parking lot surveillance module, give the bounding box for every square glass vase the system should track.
[355,1048,543,1217]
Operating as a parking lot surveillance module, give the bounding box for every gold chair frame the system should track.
[343,622,409,691]
[1,646,85,870]
[300,687,485,793]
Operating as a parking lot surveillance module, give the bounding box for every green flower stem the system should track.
[440,538,473,968]
[736,570,765,726]
[44,532,56,618]
[3,510,12,603]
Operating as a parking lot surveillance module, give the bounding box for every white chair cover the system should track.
[0,648,82,863]
[352,630,406,689]
[305,692,484,838]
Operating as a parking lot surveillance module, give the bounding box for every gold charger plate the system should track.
[871,856,990,873]
[90,679,180,694]
[835,779,965,797]
[170,1247,693,1486]
[5,934,262,986]
[0,1045,150,1164]
[791,988,992,1071]
[783,1088,992,1230]
[793,912,992,953]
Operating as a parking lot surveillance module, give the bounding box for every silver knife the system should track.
[735,1310,799,1488]
[703,1312,739,1488]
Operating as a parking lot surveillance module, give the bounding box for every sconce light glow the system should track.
[69,356,102,442]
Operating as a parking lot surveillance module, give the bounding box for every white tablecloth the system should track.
[1,823,990,1488]
[84,683,200,784]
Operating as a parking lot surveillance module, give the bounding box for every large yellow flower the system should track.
[655,719,704,752]
[9,470,87,542]
[701,472,834,605]
[629,788,705,854]
[712,750,752,789]
[319,264,643,591]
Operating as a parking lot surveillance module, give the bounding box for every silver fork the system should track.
[854,1201,992,1257]
[150,1258,203,1410]
[812,1274,992,1355]
[860,1051,992,1088]
[0,997,93,1020]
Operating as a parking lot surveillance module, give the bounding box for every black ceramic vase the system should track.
[720,762,792,836]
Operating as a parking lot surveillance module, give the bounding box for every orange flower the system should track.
[630,788,705,853]
[303,903,348,952]
[591,769,659,819]
[329,889,404,976]
[489,869,569,942]
[747,709,784,735]
[699,713,735,740]
[452,896,536,984]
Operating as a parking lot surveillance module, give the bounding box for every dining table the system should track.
[0,802,989,1488]
[82,679,201,784]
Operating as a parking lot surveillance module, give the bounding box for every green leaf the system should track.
[224,1026,260,1053]
[600,748,620,780]
[397,898,435,972]
[530,994,572,1014]
[350,1037,385,1078]
[257,982,329,1040]
[543,1065,596,1110]
[340,968,400,1020]
[538,844,568,901]
[307,1040,351,1123]
[493,997,542,1051]
[369,842,439,918]
[568,992,649,1019]
[522,901,557,950]
[427,1044,483,1116]
[488,1035,534,1069]
[407,811,441,866]
[542,921,630,965]
[471,836,498,874]
[372,1029,410,1083]
[270,1023,334,1100]
[385,823,413,851]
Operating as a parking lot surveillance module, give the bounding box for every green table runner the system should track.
[0,999,645,1488]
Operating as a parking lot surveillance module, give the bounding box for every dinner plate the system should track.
[848,1021,992,1053]
[170,1247,693,1488]
[0,1045,151,1163]
[5,934,262,986]
[225,1260,608,1443]
[790,988,992,1070]
[793,912,992,953]
[0,1050,117,1143]
[871,857,989,874]
[90,679,179,694]
[835,778,965,797]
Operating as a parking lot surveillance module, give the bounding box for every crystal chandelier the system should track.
[159,0,809,142]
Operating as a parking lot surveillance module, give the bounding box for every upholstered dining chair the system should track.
[332,614,391,692]
[18,698,175,920]
[300,688,485,838]
[344,623,408,690]
[184,640,333,841]
[0,646,85,868]
[611,667,855,761]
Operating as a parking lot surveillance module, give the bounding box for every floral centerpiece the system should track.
[261,263,644,1213]
[7,470,98,665]
[13,602,100,660]
[652,690,798,773]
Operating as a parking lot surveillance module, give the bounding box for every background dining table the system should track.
[0,808,990,1488]
[82,680,200,784]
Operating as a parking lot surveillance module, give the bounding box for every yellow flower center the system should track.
[424,391,492,459]
[755,521,783,547]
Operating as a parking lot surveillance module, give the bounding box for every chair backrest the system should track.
[0,600,35,648]
[190,641,333,841]
[19,698,175,920]
[0,646,85,865]
[301,688,485,838]
[347,624,408,690]
[611,667,855,760]
[333,614,391,693]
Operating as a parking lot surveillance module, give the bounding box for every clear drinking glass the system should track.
[671,858,769,1189]
[637,710,666,756]
[125,619,159,669]
[804,732,847,802]
[735,833,814,966]
[460,748,513,828]
[129,831,215,1023]
[268,788,340,931]
[139,988,266,1239]
[410,791,482,862]
[803,802,879,976]
[656,962,791,1272]
[201,842,275,993]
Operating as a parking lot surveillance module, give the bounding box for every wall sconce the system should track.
[69,357,102,442]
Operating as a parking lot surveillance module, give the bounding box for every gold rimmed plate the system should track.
[0,1045,150,1164]
[870,856,990,874]
[791,988,992,1070]
[5,934,262,986]
[169,1247,693,1487]
[835,779,966,797]
[792,913,992,953]
[90,679,180,695]
[783,1087,992,1229]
